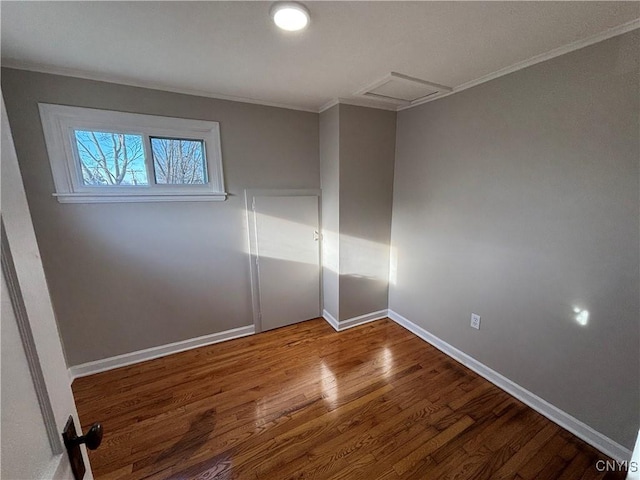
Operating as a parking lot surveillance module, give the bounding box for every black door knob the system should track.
[62,416,103,480]
[69,423,103,450]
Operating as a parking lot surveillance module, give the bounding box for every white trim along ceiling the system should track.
[2,2,639,113]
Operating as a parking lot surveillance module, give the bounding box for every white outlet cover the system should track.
[471,313,481,329]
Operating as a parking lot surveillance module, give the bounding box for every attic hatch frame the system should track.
[354,72,453,106]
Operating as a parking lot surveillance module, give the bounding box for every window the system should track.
[38,104,226,203]
[75,130,148,186]
[149,137,207,185]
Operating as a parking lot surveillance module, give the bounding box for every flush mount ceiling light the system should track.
[270,2,310,32]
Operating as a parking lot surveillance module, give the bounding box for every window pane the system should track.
[150,137,208,185]
[74,130,148,186]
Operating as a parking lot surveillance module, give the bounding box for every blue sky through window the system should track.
[74,130,148,186]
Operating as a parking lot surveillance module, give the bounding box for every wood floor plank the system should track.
[536,456,570,480]
[518,433,568,479]
[491,423,560,480]
[392,415,475,475]
[72,318,626,479]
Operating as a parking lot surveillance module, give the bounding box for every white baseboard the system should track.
[387,309,632,463]
[323,309,388,331]
[322,309,340,330]
[68,325,255,380]
[339,309,389,330]
[67,307,631,461]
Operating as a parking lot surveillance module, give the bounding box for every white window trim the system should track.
[38,104,227,203]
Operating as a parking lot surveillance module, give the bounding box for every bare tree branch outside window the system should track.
[151,138,207,184]
[74,130,148,186]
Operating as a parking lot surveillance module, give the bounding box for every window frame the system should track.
[38,104,227,203]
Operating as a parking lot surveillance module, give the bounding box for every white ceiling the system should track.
[1,1,639,112]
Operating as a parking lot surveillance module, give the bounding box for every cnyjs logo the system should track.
[595,460,638,472]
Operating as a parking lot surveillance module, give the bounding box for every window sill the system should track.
[53,193,228,203]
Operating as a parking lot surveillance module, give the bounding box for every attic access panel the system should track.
[356,72,453,106]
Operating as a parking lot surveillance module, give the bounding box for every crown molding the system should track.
[398,18,640,111]
[318,99,339,113]
[0,59,318,114]
[3,18,638,115]
[318,97,399,114]
[338,97,399,112]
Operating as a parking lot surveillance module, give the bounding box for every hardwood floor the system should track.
[72,318,625,480]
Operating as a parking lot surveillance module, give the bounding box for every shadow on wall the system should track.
[259,216,395,282]
[57,201,395,363]
[248,208,395,322]
[247,208,396,286]
[51,200,254,364]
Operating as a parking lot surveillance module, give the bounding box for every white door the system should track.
[251,193,320,331]
[1,95,94,480]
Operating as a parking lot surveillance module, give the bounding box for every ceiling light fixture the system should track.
[270,2,310,32]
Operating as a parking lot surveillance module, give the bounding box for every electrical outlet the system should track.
[470,313,481,330]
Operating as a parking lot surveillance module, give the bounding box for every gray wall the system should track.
[2,68,319,366]
[319,105,340,319]
[390,31,639,448]
[338,104,396,320]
